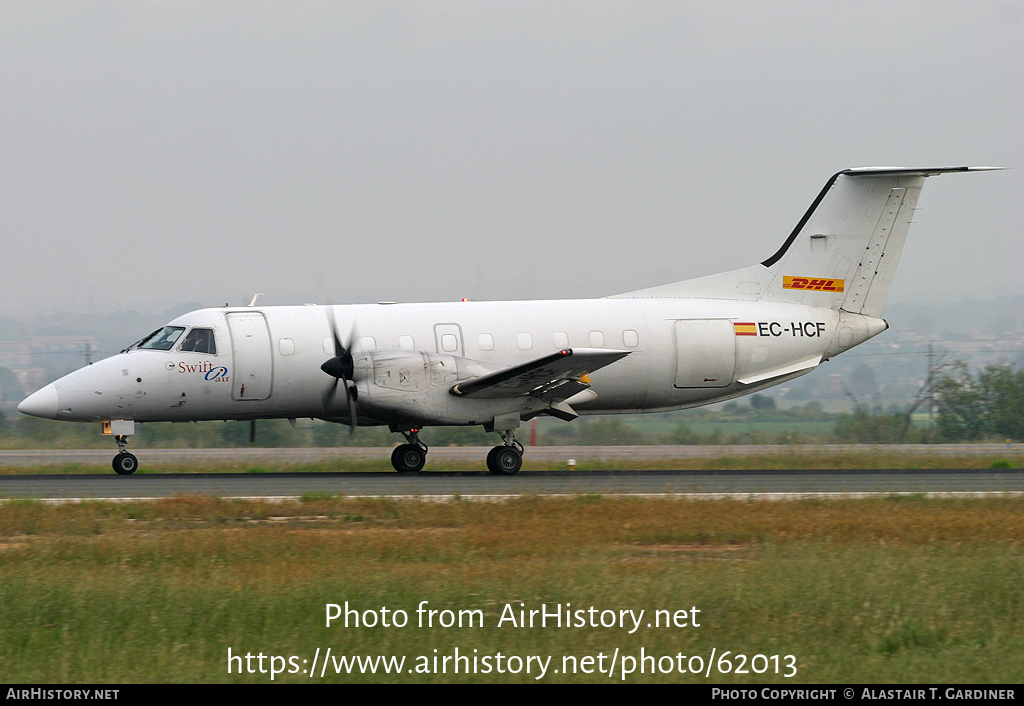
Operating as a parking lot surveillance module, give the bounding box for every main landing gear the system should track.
[391,429,428,473]
[389,428,524,475]
[112,435,138,475]
[486,430,523,476]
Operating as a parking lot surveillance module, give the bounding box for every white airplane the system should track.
[19,166,999,475]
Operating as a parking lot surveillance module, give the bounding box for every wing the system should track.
[449,348,630,401]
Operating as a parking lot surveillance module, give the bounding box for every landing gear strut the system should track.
[112,435,138,475]
[391,429,428,473]
[486,430,523,475]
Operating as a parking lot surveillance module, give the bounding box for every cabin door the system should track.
[673,319,736,388]
[227,312,274,400]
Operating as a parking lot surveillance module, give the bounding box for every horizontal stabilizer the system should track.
[737,356,822,386]
[450,348,629,400]
[840,166,1003,177]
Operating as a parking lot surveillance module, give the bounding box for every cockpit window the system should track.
[179,327,217,355]
[136,326,186,351]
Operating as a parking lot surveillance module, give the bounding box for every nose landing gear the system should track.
[112,435,138,475]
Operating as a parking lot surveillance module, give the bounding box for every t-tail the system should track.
[615,166,1000,317]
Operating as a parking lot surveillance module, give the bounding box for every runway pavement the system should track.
[0,445,1021,501]
[2,469,1024,501]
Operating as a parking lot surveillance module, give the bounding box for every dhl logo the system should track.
[783,276,845,292]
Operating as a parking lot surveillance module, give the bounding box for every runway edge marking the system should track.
[5,491,1024,505]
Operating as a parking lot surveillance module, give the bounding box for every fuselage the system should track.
[18,297,886,427]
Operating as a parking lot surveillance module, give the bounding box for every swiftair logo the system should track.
[783,276,844,292]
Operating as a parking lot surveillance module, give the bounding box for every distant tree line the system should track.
[933,362,1024,441]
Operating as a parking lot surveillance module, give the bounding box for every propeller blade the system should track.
[325,305,345,358]
[320,305,360,436]
[321,376,340,412]
[345,383,358,438]
[321,305,356,379]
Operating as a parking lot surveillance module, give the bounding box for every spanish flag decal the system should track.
[733,322,757,336]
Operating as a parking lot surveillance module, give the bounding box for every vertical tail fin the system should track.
[759,167,994,317]
[615,166,999,316]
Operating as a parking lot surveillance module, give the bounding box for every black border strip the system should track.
[760,169,846,268]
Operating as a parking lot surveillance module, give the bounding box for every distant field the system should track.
[0,411,951,451]
[0,442,1019,475]
[1,495,1022,683]
[669,419,837,436]
[1,445,1021,475]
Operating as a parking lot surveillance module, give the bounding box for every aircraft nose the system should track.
[18,383,60,419]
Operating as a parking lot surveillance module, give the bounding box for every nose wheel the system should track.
[113,452,139,475]
[112,435,138,475]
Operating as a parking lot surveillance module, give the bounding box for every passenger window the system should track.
[553,331,569,349]
[399,335,415,351]
[478,333,494,351]
[517,333,533,350]
[623,330,639,347]
[441,334,459,352]
[589,330,605,347]
[179,328,217,355]
[279,338,295,356]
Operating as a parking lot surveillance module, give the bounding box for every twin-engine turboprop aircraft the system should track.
[19,166,998,474]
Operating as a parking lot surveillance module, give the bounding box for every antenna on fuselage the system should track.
[247,293,266,307]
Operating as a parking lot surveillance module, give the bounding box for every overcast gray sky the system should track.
[3,1,1021,318]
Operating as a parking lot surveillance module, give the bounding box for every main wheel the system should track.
[485,446,500,471]
[112,452,138,475]
[391,444,426,473]
[486,445,522,475]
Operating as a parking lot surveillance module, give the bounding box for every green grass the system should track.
[2,496,1023,683]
